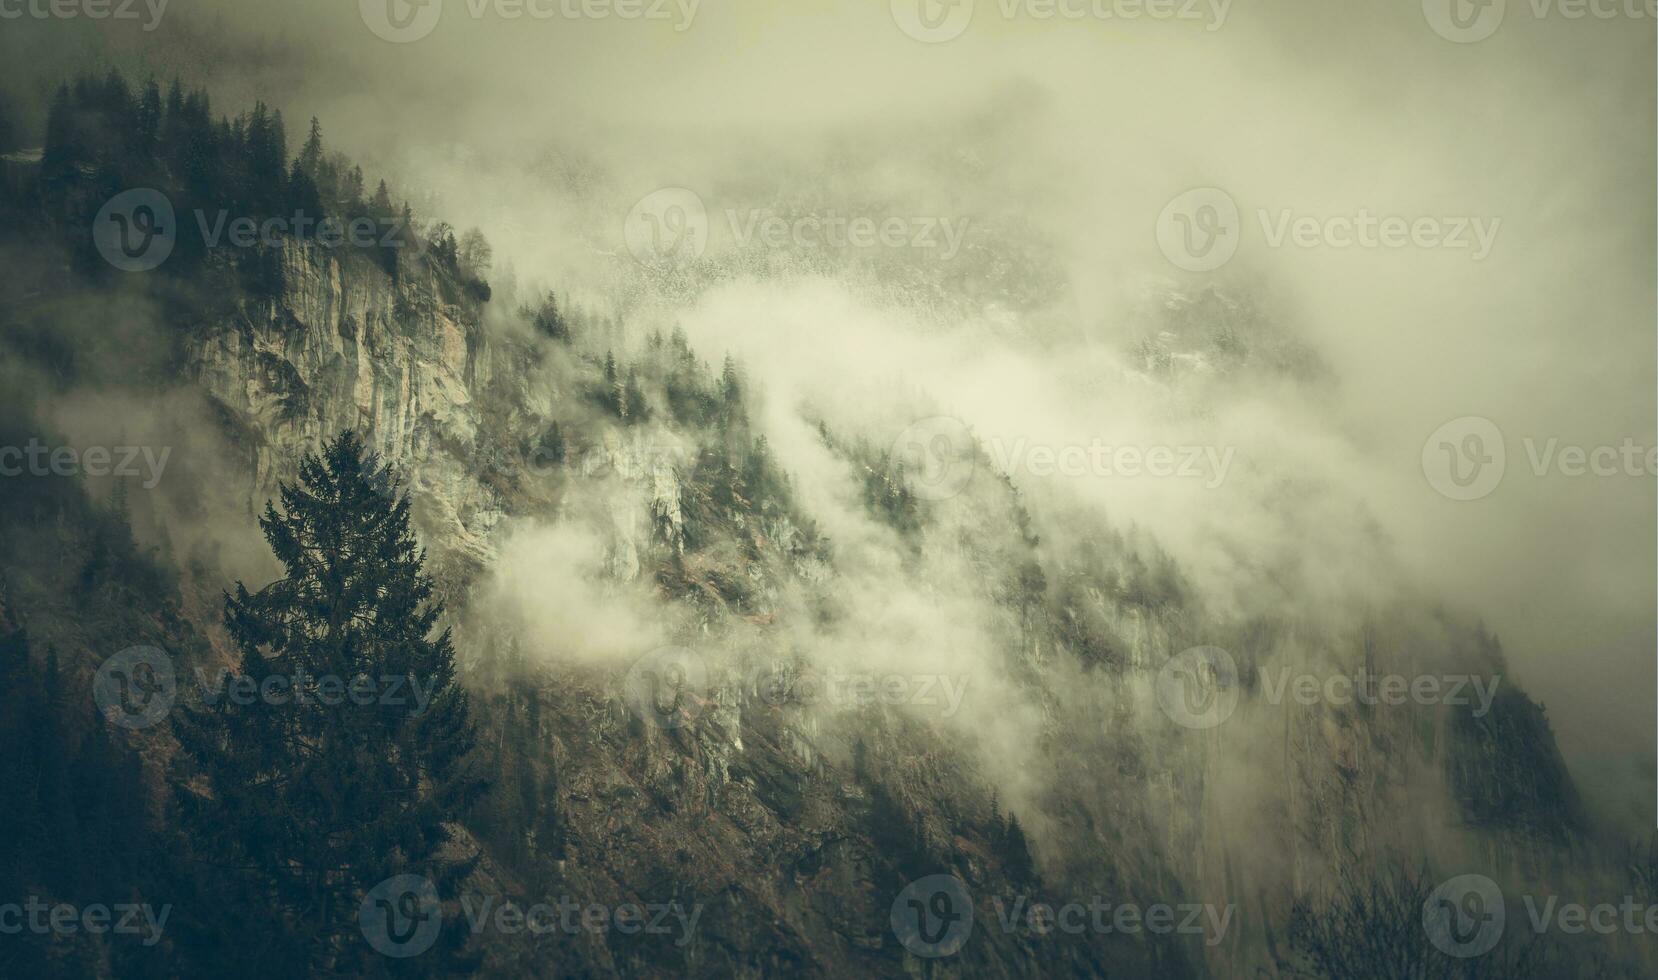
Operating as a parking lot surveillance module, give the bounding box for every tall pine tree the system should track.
[174,432,482,976]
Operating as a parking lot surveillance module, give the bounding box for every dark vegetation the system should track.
[8,71,491,299]
[0,69,1615,979]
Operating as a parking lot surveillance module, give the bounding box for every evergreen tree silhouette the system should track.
[174,432,483,976]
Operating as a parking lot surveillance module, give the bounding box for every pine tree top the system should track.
[227,431,441,669]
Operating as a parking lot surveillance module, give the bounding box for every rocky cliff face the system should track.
[151,237,1599,977]
[185,243,513,576]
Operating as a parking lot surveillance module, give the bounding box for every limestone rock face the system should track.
[186,243,506,574]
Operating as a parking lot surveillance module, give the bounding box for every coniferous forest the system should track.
[0,8,1653,979]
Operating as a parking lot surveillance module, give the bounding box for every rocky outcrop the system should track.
[187,243,510,576]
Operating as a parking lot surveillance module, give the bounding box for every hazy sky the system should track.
[4,0,1653,824]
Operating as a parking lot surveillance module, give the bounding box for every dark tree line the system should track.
[0,625,165,980]
[0,424,549,976]
[26,71,490,296]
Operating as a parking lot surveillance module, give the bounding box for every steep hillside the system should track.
[0,76,1637,979]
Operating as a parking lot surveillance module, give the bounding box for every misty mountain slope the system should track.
[194,240,1586,976]
[0,79,1633,978]
[158,240,1203,975]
